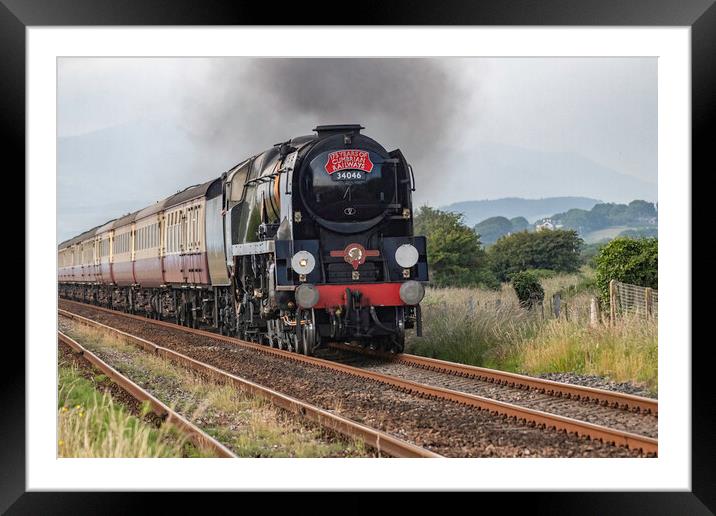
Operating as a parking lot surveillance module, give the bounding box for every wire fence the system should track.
[464,293,602,325]
[450,279,657,326]
[610,280,658,319]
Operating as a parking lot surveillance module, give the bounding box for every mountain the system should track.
[442,197,601,228]
[431,142,657,209]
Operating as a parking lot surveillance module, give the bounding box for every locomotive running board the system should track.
[232,240,275,256]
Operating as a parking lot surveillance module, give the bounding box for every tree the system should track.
[414,206,499,289]
[488,229,584,282]
[511,271,545,309]
[474,216,513,245]
[594,237,658,305]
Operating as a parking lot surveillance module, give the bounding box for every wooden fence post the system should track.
[467,297,476,315]
[552,293,561,318]
[590,297,599,327]
[609,279,617,325]
[645,288,653,318]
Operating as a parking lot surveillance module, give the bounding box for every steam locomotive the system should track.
[58,124,428,354]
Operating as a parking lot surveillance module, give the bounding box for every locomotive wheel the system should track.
[299,309,318,356]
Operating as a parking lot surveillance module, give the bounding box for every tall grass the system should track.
[408,286,540,369]
[407,274,658,394]
[519,315,657,392]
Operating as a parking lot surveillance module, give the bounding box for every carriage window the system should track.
[193,207,197,247]
[188,208,193,248]
[181,211,185,250]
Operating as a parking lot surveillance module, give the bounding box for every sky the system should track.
[57,57,657,243]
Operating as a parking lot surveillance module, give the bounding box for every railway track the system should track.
[58,331,237,458]
[58,310,439,458]
[326,342,657,413]
[318,344,658,439]
[59,299,657,456]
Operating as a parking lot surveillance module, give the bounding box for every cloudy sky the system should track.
[58,57,657,242]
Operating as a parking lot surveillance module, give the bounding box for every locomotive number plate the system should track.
[332,170,366,181]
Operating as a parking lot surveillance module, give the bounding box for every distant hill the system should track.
[467,199,658,246]
[474,216,532,245]
[546,200,658,238]
[442,197,601,228]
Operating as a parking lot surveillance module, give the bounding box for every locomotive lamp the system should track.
[395,244,419,268]
[399,280,425,305]
[295,283,320,309]
[291,250,316,275]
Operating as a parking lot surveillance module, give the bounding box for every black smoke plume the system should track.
[184,58,472,199]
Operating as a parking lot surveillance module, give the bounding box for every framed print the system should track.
[7,0,713,512]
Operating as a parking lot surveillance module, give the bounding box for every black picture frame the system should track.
[6,0,711,512]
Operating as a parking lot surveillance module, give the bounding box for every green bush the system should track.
[488,229,584,281]
[511,271,545,309]
[594,237,658,305]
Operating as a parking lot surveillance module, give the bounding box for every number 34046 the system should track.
[333,171,364,180]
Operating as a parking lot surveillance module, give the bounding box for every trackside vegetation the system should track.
[407,281,658,395]
[410,207,658,394]
[61,325,371,457]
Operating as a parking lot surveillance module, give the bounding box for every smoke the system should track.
[183,58,473,198]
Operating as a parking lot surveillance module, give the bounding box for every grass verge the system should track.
[62,323,371,457]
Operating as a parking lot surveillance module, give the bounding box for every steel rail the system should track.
[58,331,237,458]
[59,310,441,458]
[60,301,658,455]
[328,342,658,415]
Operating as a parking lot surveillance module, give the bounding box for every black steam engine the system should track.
[225,124,428,354]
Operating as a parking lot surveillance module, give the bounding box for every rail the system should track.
[59,309,440,458]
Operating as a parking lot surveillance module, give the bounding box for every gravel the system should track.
[535,372,655,399]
